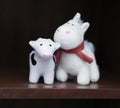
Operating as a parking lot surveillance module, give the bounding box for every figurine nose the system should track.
[66,31,70,34]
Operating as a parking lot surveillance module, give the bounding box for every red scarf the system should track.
[56,42,93,65]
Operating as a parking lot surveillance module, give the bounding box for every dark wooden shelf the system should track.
[0,70,120,99]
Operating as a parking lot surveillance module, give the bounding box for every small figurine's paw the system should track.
[29,72,40,83]
[56,69,68,82]
[44,80,54,85]
[44,78,54,85]
[29,79,38,83]
[44,72,54,84]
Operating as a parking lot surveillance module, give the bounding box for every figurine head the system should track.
[29,38,60,60]
[53,13,90,50]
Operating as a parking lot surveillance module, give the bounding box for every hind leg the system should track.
[56,66,68,82]
[29,66,41,83]
[29,52,40,83]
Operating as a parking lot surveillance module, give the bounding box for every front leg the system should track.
[56,66,68,82]
[77,67,90,85]
[44,70,55,84]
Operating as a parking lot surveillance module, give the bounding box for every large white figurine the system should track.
[29,38,60,84]
[54,13,100,85]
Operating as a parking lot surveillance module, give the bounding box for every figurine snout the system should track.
[41,55,52,60]
[66,31,70,34]
[56,26,71,35]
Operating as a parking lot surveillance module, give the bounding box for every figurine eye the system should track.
[67,22,70,24]
[71,24,75,26]
[49,44,52,47]
[40,44,43,46]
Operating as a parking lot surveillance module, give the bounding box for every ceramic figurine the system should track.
[54,13,100,85]
[29,38,60,84]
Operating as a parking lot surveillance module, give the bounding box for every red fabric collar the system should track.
[56,41,93,64]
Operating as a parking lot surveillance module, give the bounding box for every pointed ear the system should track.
[81,22,90,32]
[55,43,61,49]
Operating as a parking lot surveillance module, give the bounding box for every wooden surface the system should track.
[0,70,120,99]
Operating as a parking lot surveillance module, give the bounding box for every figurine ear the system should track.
[81,22,90,32]
[73,13,81,21]
[29,40,35,47]
[55,43,61,49]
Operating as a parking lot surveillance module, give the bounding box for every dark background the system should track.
[0,0,120,107]
[0,0,120,72]
[0,99,120,108]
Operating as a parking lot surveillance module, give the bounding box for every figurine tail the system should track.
[85,40,95,52]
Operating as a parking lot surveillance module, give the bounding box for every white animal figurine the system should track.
[54,13,100,85]
[29,38,60,84]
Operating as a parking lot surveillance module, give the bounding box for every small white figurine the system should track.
[54,13,100,85]
[29,38,60,84]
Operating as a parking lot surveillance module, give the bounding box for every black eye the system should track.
[72,24,75,26]
[49,44,52,47]
[40,44,43,46]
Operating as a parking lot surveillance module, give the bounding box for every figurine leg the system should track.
[77,67,90,85]
[90,61,100,82]
[29,51,40,83]
[29,67,41,83]
[56,66,68,82]
[44,70,54,84]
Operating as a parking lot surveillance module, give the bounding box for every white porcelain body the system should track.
[29,38,60,84]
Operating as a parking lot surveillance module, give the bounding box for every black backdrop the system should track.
[0,0,120,72]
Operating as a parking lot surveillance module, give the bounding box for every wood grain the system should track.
[0,70,120,99]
